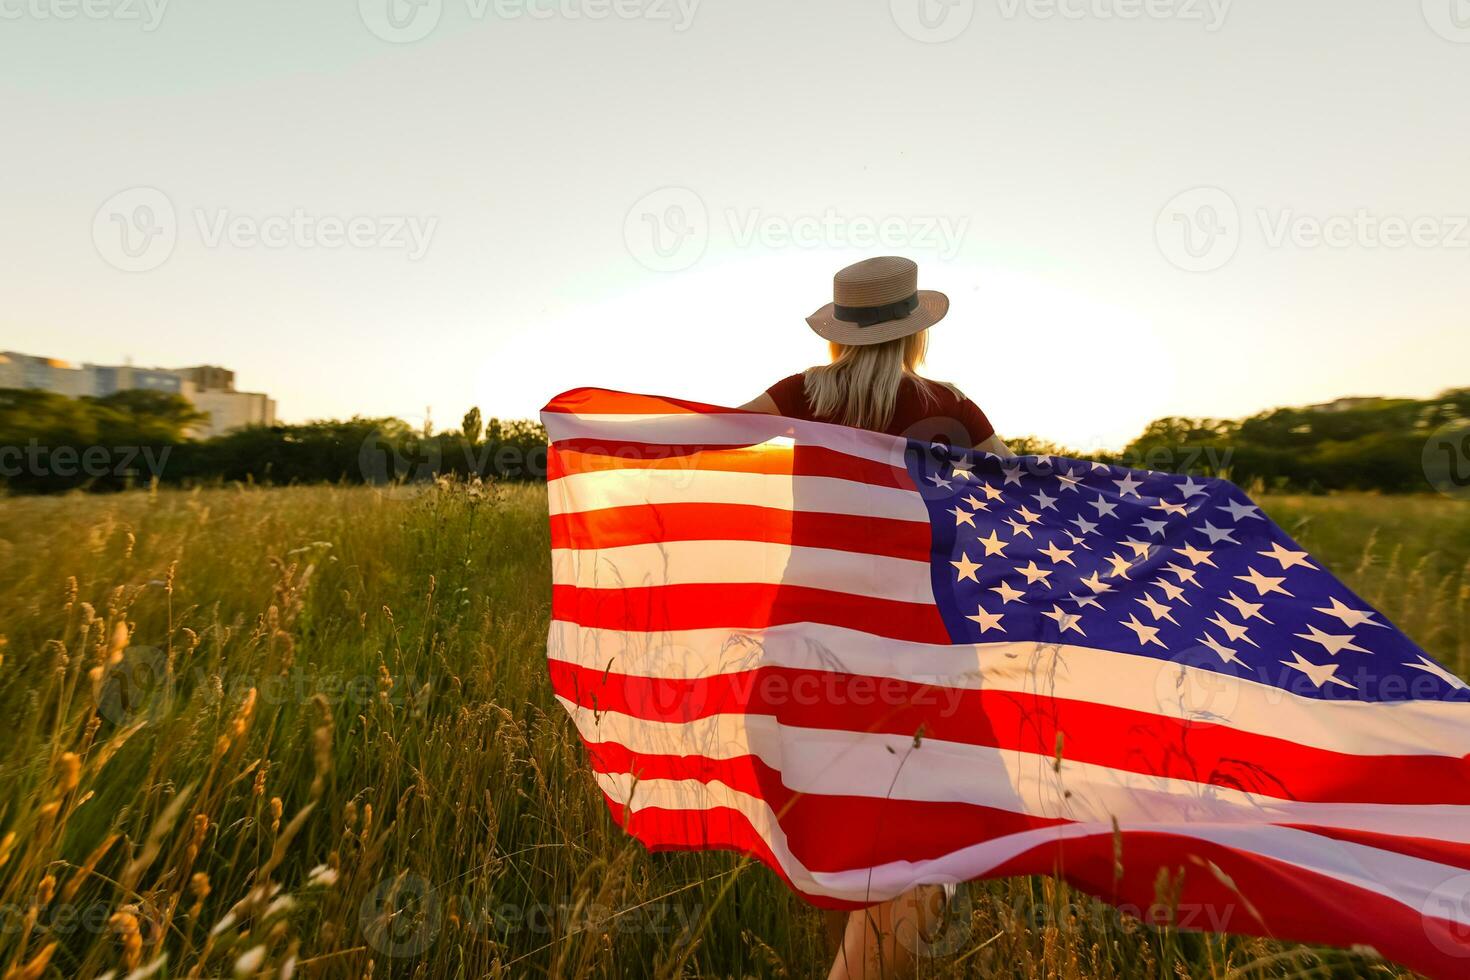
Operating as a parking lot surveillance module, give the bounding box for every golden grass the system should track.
[0,482,1463,978]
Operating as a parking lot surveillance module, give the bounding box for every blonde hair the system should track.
[802,331,944,431]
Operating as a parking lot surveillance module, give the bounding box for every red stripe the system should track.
[544,387,757,417]
[600,792,836,903]
[1284,824,1470,873]
[604,796,1470,977]
[551,583,950,644]
[549,503,933,562]
[548,442,910,488]
[551,660,1470,806]
[583,742,1064,873]
[988,831,1470,980]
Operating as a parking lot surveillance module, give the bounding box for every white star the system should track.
[1033,490,1058,512]
[1152,499,1189,517]
[1080,571,1112,594]
[1017,561,1053,587]
[961,494,990,511]
[1016,505,1042,524]
[1003,517,1035,539]
[1294,624,1369,657]
[1089,495,1118,519]
[1121,537,1154,559]
[1195,522,1240,545]
[978,483,1005,502]
[951,460,974,480]
[1136,593,1178,624]
[1405,656,1468,691]
[991,580,1026,604]
[1113,472,1144,498]
[1178,476,1209,497]
[1119,614,1166,648]
[1056,468,1082,492]
[1154,579,1190,605]
[1257,541,1316,571]
[1221,591,1272,624]
[1207,611,1257,647]
[1281,651,1355,690]
[1065,592,1103,610]
[1065,531,1093,550]
[1163,562,1203,588]
[1173,543,1216,567]
[1001,464,1024,486]
[927,473,953,491]
[1198,631,1248,667]
[1041,603,1086,636]
[1103,552,1133,579]
[950,552,982,583]
[1235,566,1292,597]
[1071,515,1100,536]
[1090,460,1111,472]
[1219,499,1263,522]
[949,507,976,528]
[966,606,1006,634]
[1135,517,1168,538]
[1312,596,1384,630]
[977,530,1008,557]
[1038,540,1076,566]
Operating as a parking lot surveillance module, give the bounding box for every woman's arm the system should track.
[738,393,780,414]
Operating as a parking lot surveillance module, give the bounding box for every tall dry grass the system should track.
[0,482,1463,978]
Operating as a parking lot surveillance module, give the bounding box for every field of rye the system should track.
[0,481,1467,979]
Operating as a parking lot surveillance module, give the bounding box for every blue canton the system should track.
[902,443,1470,704]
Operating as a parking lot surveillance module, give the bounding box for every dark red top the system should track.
[764,373,995,447]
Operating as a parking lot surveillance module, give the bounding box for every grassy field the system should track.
[0,482,1466,979]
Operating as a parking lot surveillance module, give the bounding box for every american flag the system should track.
[542,387,1470,977]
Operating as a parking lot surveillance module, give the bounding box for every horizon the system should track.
[3,342,1462,453]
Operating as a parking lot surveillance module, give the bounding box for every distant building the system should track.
[0,351,276,439]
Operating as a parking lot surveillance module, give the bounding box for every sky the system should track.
[1,0,1467,451]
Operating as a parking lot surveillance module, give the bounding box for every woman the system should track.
[741,256,1010,980]
[743,255,1009,456]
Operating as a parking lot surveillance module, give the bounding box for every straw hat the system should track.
[805,256,949,346]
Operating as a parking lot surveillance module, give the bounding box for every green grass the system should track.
[0,482,1464,979]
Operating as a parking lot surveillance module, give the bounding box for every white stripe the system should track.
[545,411,911,470]
[546,469,928,521]
[551,542,936,605]
[561,699,1470,844]
[547,621,1470,759]
[596,770,1470,919]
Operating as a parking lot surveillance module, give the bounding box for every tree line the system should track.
[1,386,1466,495]
[0,389,546,494]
